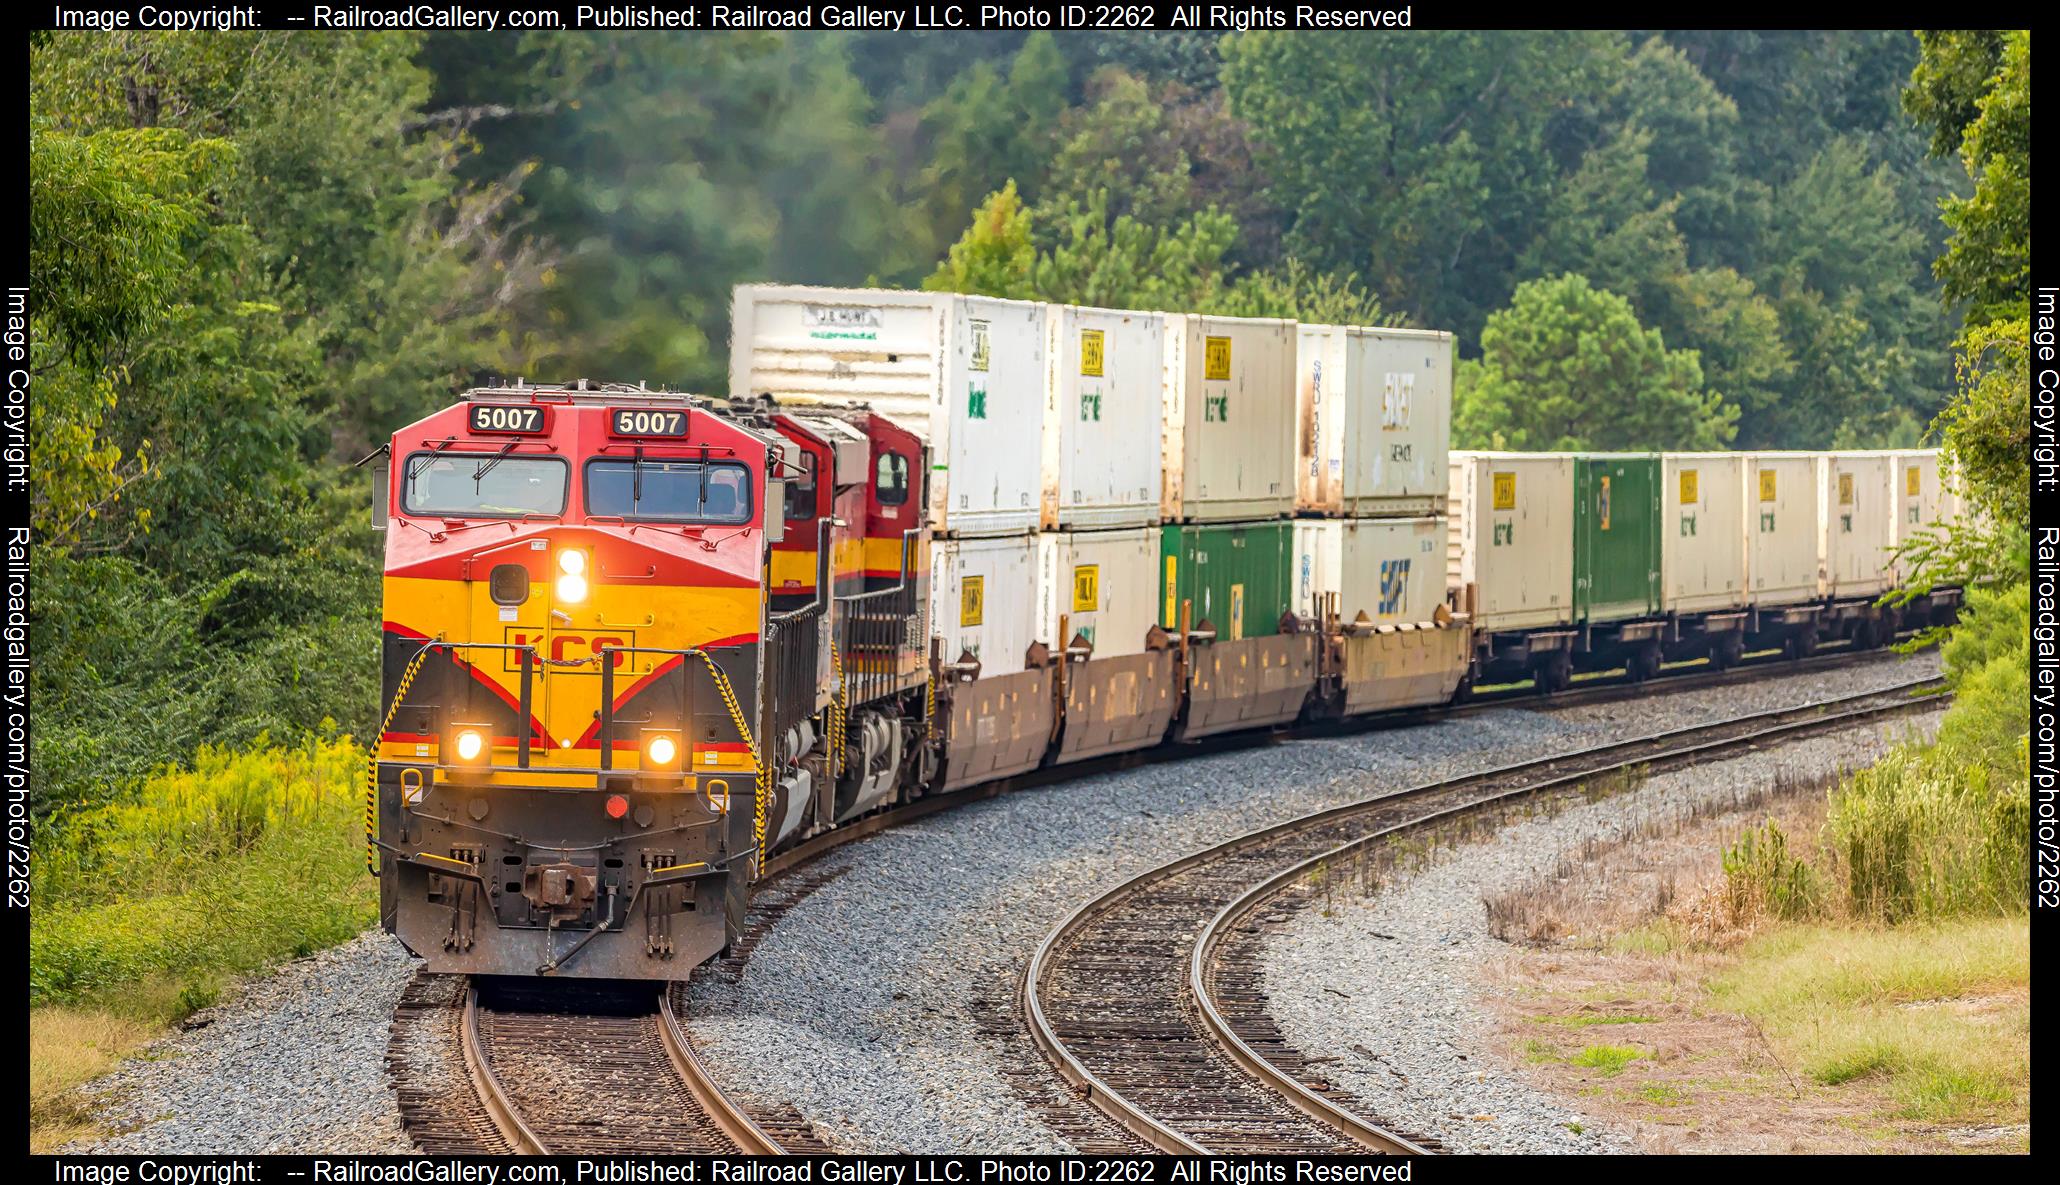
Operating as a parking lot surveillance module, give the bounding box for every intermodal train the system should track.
[367,284,1963,980]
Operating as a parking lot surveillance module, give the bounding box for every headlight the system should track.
[558,549,586,575]
[454,730,484,761]
[647,735,677,766]
[556,572,588,603]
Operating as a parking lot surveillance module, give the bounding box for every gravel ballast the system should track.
[67,933,419,1154]
[1257,713,1945,1155]
[58,651,1937,1154]
[684,653,1937,1153]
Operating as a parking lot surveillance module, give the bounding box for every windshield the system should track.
[585,458,755,524]
[402,452,567,518]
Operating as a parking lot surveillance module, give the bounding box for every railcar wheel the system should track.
[1532,652,1573,696]
[1709,632,1745,670]
[1785,630,1817,660]
[1626,641,1662,683]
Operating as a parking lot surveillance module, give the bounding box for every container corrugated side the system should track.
[1661,453,1748,614]
[1447,452,1574,632]
[1335,517,1447,624]
[1573,454,1662,622]
[1159,521,1292,639]
[928,535,1041,677]
[1893,449,1945,574]
[1043,305,1164,530]
[730,283,1045,537]
[1746,453,1823,605]
[1823,451,1896,598]
[1341,327,1452,515]
[1162,314,1296,522]
[1036,527,1161,658]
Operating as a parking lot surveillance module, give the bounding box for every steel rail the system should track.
[656,989,787,1154]
[1025,677,1946,1154]
[459,984,551,1155]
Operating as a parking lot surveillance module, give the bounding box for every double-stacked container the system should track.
[731,284,1053,788]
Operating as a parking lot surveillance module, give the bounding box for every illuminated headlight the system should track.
[555,572,589,603]
[454,730,485,762]
[647,735,678,766]
[558,549,587,576]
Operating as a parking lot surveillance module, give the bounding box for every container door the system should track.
[1574,457,1661,622]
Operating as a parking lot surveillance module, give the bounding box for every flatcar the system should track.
[364,286,1961,981]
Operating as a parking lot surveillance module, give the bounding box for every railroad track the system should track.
[1022,676,1947,1155]
[391,975,806,1154]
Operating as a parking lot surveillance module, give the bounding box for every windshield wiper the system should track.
[407,436,459,498]
[472,440,519,488]
[632,446,644,507]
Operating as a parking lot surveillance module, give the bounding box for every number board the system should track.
[1079,329,1105,378]
[610,408,689,438]
[1072,564,1100,613]
[1203,335,1233,381]
[469,404,546,434]
[1491,471,1517,511]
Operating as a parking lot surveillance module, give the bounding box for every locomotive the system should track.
[366,286,1961,981]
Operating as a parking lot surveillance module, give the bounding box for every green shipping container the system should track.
[1160,522,1292,640]
[1574,454,1662,622]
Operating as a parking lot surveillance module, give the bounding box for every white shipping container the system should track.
[1894,449,1945,562]
[730,284,1046,537]
[1296,517,1447,624]
[1296,325,1452,516]
[1745,453,1823,606]
[1043,305,1165,530]
[1446,452,1575,632]
[1035,527,1161,659]
[1661,453,1748,614]
[1823,452,1896,598]
[1162,314,1296,522]
[929,535,1042,677]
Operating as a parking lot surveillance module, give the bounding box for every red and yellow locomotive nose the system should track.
[375,393,773,785]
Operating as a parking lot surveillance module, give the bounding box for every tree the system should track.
[1925,31,2029,327]
[1454,273,1736,451]
[924,181,1038,299]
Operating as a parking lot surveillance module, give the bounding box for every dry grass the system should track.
[29,1004,159,1152]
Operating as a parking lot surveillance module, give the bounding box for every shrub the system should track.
[1722,818,1822,923]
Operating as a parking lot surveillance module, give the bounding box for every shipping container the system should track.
[1294,517,1447,625]
[1744,453,1821,606]
[1660,453,1748,614]
[1893,449,1946,569]
[928,534,1042,677]
[1036,527,1162,659]
[1447,453,1575,632]
[1042,305,1165,530]
[1162,314,1296,522]
[1295,324,1453,516]
[1822,451,1896,598]
[1160,521,1293,640]
[1574,454,1662,622]
[729,284,1045,537]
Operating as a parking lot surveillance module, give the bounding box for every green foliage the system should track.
[1829,583,2028,923]
[925,180,1038,300]
[1723,818,1822,922]
[1932,32,2029,328]
[1454,273,1736,451]
[30,738,375,1005]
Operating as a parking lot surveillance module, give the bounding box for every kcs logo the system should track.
[504,629,636,673]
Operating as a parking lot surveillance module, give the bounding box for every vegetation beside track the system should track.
[29,737,375,1150]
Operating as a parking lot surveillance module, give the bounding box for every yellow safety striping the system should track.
[366,648,432,876]
[416,850,477,869]
[649,861,709,875]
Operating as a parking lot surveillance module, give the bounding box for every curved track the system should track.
[1023,677,1945,1154]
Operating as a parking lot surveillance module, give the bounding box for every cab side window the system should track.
[875,451,909,507]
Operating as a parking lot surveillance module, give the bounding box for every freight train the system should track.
[366,284,1962,979]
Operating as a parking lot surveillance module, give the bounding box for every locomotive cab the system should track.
[370,385,793,978]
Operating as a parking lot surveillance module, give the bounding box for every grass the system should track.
[29,736,378,1149]
[1572,1045,1643,1075]
[1537,1013,1658,1027]
[1709,918,2029,1123]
